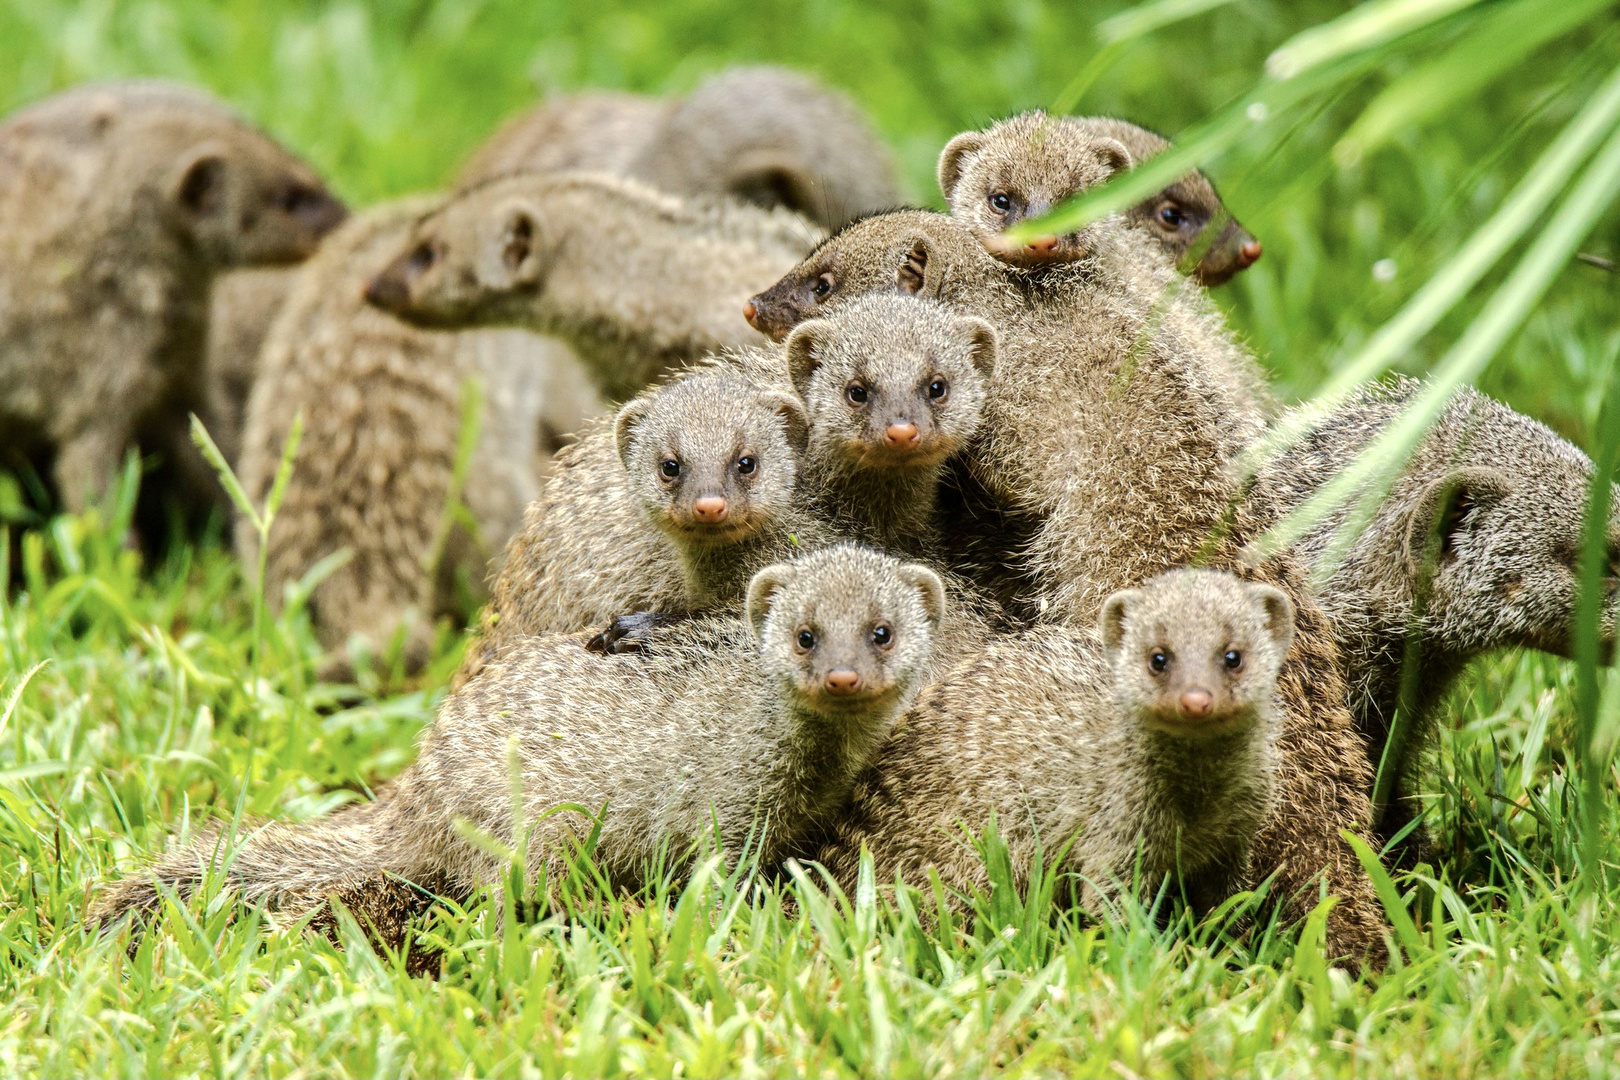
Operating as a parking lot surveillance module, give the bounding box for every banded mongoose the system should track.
[363,171,818,400]
[91,545,944,951]
[459,293,999,680]
[1256,380,1620,847]
[814,568,1293,914]
[938,111,1261,285]
[0,80,345,512]
[236,198,579,674]
[745,210,1388,965]
[458,66,901,232]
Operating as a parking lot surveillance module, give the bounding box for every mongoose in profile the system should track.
[938,112,1261,286]
[364,171,817,400]
[813,568,1293,915]
[236,198,583,674]
[744,210,1388,965]
[458,66,901,232]
[1255,380,1620,846]
[0,80,346,512]
[459,293,998,679]
[92,545,944,952]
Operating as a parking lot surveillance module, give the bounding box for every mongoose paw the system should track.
[585,612,690,655]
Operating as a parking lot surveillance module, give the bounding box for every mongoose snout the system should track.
[883,422,921,450]
[691,495,730,523]
[1179,688,1215,718]
[824,667,863,695]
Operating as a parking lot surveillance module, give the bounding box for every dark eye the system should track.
[871,624,893,648]
[797,628,816,651]
[660,459,681,479]
[927,378,948,400]
[989,192,1012,213]
[812,272,835,299]
[1224,650,1242,670]
[407,241,437,273]
[737,456,756,475]
[276,185,314,213]
[1158,203,1187,229]
[846,383,869,405]
[1149,652,1168,673]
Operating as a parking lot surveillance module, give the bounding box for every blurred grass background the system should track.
[4,0,1620,1075]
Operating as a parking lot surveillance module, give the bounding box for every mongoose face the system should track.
[783,293,996,469]
[169,134,347,267]
[748,544,945,717]
[746,210,989,342]
[1100,568,1295,737]
[938,111,1130,267]
[615,371,808,549]
[939,112,1260,286]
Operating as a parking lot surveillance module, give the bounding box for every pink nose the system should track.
[743,300,759,327]
[883,422,920,450]
[1179,689,1214,719]
[1025,235,1060,256]
[825,668,863,696]
[692,496,729,523]
[1238,241,1263,266]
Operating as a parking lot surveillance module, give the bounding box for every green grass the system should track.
[5,0,1620,1075]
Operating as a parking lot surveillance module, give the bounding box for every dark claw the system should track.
[584,611,690,655]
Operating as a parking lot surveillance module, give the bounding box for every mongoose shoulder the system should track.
[939,111,1260,285]
[815,567,1293,913]
[92,545,943,946]
[0,79,345,512]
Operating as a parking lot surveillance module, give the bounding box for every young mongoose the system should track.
[458,66,901,232]
[91,545,944,949]
[938,111,1261,285]
[744,210,1388,965]
[812,568,1293,915]
[363,171,817,400]
[0,79,346,512]
[458,294,998,681]
[1256,380,1620,846]
[236,198,580,674]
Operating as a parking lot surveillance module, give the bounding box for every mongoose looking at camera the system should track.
[938,111,1260,285]
[91,545,944,954]
[814,568,1293,914]
[0,80,345,512]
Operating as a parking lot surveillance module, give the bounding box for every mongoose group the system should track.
[2,69,1605,973]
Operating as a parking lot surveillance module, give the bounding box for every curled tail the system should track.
[89,795,445,949]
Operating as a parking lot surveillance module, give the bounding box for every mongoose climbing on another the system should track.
[938,111,1260,285]
[0,80,345,513]
[813,568,1293,916]
[91,545,944,956]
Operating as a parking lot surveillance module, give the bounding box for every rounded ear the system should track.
[1250,584,1296,656]
[171,144,229,215]
[897,563,948,630]
[1402,466,1513,580]
[495,200,544,287]
[613,396,656,471]
[728,155,820,217]
[1098,589,1140,654]
[953,316,998,380]
[746,563,796,641]
[937,132,986,204]
[784,318,834,401]
[1093,137,1133,177]
[897,236,936,296]
[760,390,810,457]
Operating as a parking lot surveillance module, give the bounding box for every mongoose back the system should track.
[938,112,1261,285]
[814,568,1293,913]
[1255,380,1620,845]
[364,171,817,400]
[91,545,944,947]
[744,210,1388,965]
[0,80,346,511]
[458,67,901,231]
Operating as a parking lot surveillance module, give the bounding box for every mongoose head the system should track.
[615,371,808,548]
[938,111,1131,267]
[746,210,995,342]
[1100,569,1295,737]
[1387,395,1620,660]
[632,66,902,231]
[783,294,996,470]
[747,544,945,717]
